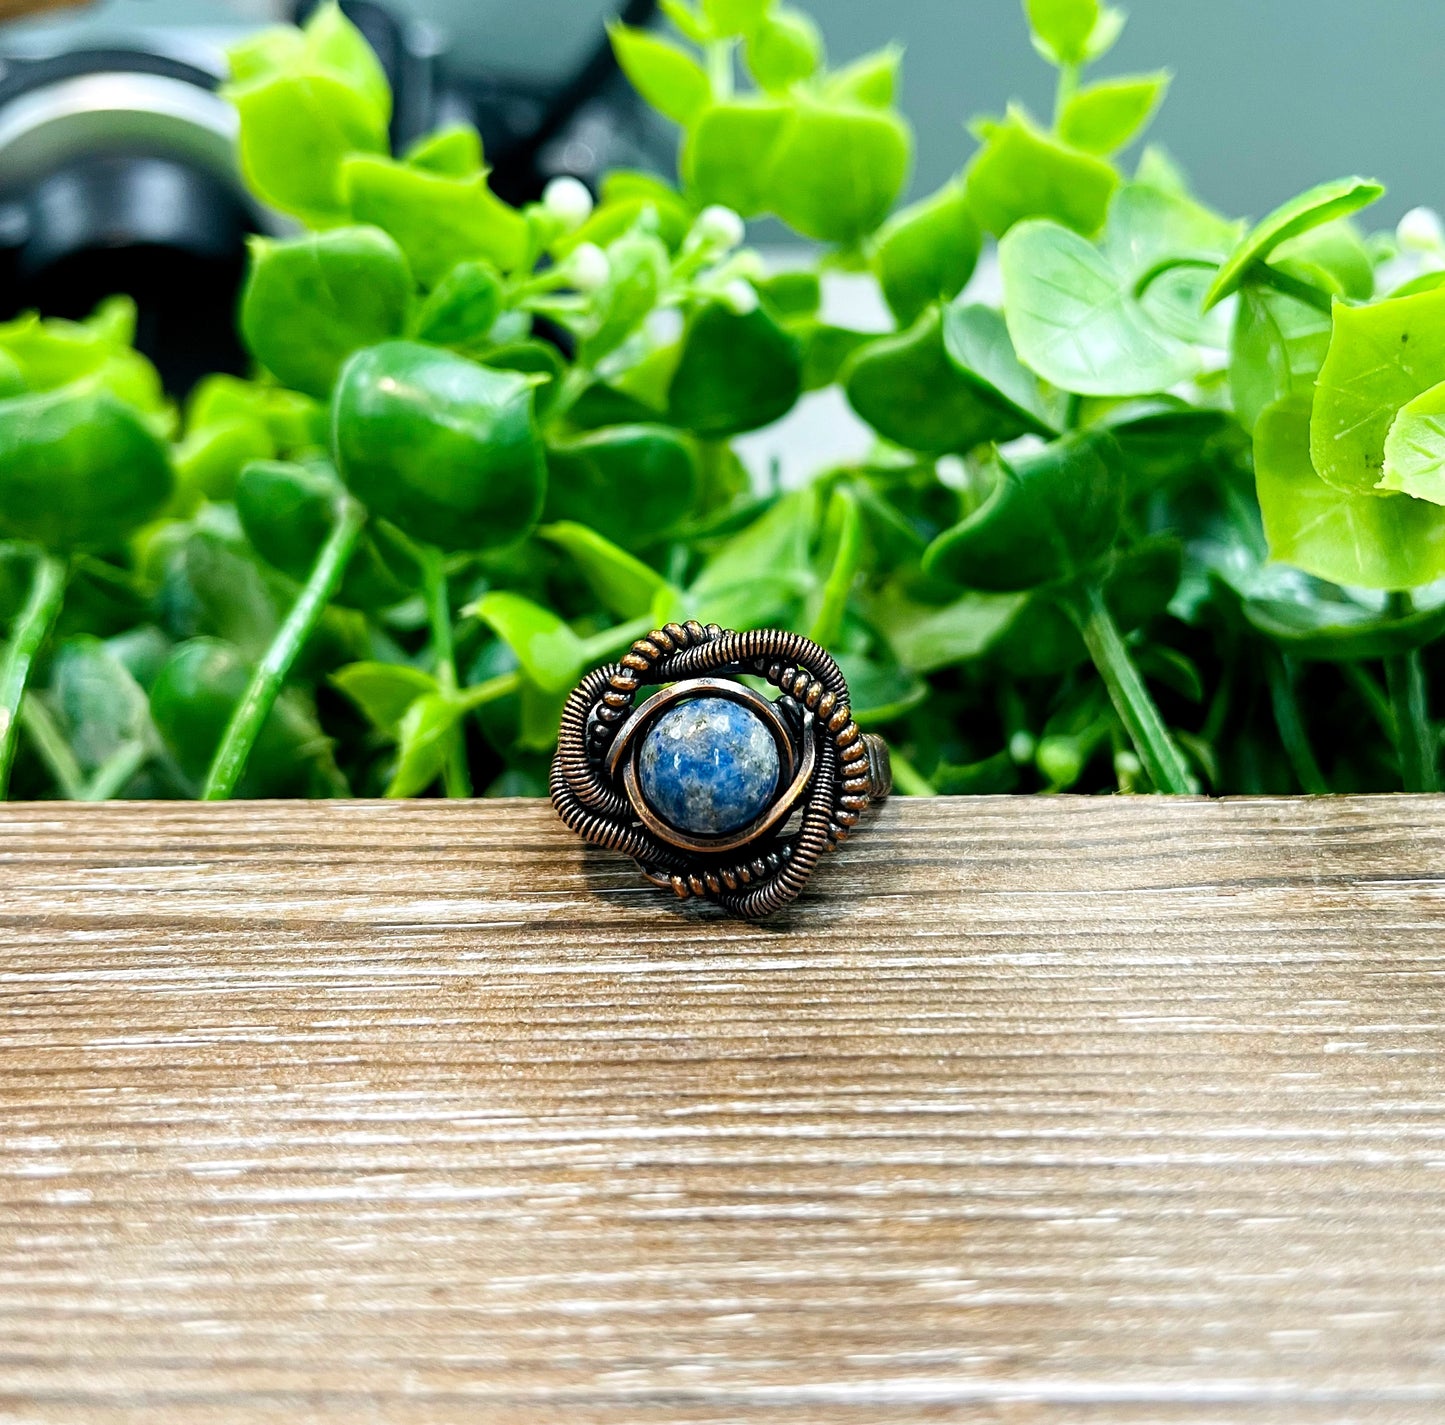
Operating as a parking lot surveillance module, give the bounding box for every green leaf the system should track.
[412,259,503,354]
[480,340,566,414]
[404,124,483,177]
[1058,73,1169,156]
[821,45,902,108]
[933,751,1020,796]
[150,637,340,798]
[301,1,391,121]
[758,270,821,318]
[1024,0,1100,66]
[872,585,1026,673]
[999,219,1199,397]
[0,387,173,550]
[332,341,545,552]
[1134,143,1191,195]
[1256,397,1445,590]
[923,431,1125,591]
[1103,180,1240,278]
[388,692,461,797]
[0,299,166,416]
[539,521,677,620]
[766,99,913,244]
[49,635,153,773]
[241,227,411,400]
[173,414,275,505]
[797,323,873,392]
[225,5,391,226]
[872,180,981,327]
[668,300,802,437]
[1229,286,1331,434]
[660,0,710,44]
[1390,270,1445,300]
[469,592,587,696]
[965,108,1119,238]
[1273,219,1374,302]
[746,8,823,90]
[1381,380,1445,504]
[595,170,695,252]
[685,97,911,243]
[608,24,711,126]
[580,225,670,365]
[941,300,1059,435]
[1310,286,1445,495]
[845,308,1027,453]
[236,459,410,611]
[702,0,771,37]
[1080,5,1127,61]
[0,349,24,399]
[333,661,440,734]
[227,25,304,88]
[230,74,387,226]
[1102,181,1241,345]
[691,488,815,621]
[190,377,325,458]
[543,425,697,548]
[1202,176,1385,310]
[1239,582,1445,662]
[1094,400,1236,487]
[682,99,791,215]
[835,651,928,726]
[343,155,529,285]
[806,486,862,648]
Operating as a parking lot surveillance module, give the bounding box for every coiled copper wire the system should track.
[550,623,888,918]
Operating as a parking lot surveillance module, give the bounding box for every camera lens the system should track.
[0,55,261,393]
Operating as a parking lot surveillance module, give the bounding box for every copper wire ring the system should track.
[550,622,891,919]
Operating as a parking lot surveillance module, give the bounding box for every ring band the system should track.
[551,622,891,919]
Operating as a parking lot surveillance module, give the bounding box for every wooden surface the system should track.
[4,795,1445,1423]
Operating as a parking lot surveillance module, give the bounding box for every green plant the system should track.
[5,0,1445,802]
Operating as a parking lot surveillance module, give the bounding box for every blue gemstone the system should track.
[638,696,781,836]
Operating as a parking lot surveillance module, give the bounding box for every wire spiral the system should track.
[550,622,890,919]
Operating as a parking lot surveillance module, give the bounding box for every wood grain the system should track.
[4,794,1445,1423]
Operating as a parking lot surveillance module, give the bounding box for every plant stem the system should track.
[888,748,937,797]
[1071,584,1198,794]
[1053,62,1080,124]
[1342,661,1396,743]
[0,550,67,800]
[707,39,735,99]
[1265,652,1328,794]
[451,618,657,719]
[1256,264,1336,314]
[202,499,367,801]
[1384,592,1439,792]
[421,547,473,800]
[84,741,149,802]
[18,693,85,799]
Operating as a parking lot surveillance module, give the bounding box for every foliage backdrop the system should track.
[4,0,1445,802]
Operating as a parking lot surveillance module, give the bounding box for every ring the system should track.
[550,622,892,919]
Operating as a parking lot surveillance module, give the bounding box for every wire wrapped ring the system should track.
[550,622,891,919]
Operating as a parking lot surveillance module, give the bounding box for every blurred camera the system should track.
[0,0,660,391]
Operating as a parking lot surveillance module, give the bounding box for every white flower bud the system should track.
[720,278,760,316]
[696,204,746,251]
[542,175,594,231]
[567,242,610,292]
[1398,206,1445,253]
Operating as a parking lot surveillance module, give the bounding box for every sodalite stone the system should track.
[638,696,781,836]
